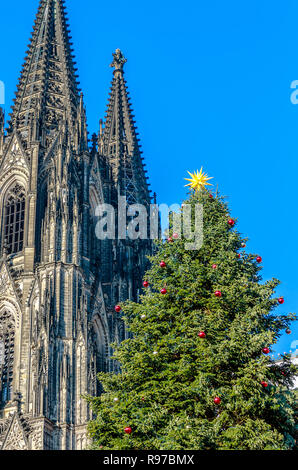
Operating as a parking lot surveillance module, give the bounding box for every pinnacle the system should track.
[110,49,127,74]
[8,0,83,150]
[101,51,151,205]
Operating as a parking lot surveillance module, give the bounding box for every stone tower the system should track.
[0,0,152,450]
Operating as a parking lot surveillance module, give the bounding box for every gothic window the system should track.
[0,310,15,405]
[3,184,25,255]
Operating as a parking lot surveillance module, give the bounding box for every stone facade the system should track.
[0,0,152,450]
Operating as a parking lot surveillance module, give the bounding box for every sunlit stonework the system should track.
[0,0,152,450]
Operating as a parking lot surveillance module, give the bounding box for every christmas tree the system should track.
[86,170,297,450]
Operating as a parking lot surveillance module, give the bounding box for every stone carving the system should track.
[0,139,29,173]
[110,48,127,71]
[0,0,151,451]
[1,414,29,450]
[0,270,8,296]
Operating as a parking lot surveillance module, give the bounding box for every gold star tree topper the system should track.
[184,168,213,191]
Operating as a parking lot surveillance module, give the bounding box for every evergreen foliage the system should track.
[87,190,297,450]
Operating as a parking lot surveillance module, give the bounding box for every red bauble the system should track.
[228,219,235,227]
[241,242,246,248]
[237,253,241,259]
[278,297,284,304]
[160,288,167,295]
[173,233,179,239]
[124,427,132,435]
[262,347,270,354]
[209,194,213,199]
[212,264,218,269]
[286,329,291,335]
[198,331,206,338]
[214,290,222,297]
[261,381,268,388]
[160,261,166,268]
[141,397,145,401]
[143,281,149,288]
[115,305,121,313]
[214,397,221,405]
[256,256,262,263]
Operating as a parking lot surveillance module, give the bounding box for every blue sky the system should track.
[0,0,297,356]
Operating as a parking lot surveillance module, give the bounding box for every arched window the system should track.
[3,184,25,255]
[0,310,15,405]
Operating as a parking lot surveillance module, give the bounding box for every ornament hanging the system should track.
[115,305,121,313]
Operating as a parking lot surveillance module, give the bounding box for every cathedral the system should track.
[0,0,152,450]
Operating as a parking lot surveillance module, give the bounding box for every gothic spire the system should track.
[100,49,151,205]
[8,0,85,151]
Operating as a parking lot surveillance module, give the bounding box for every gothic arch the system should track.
[91,314,109,377]
[0,305,20,407]
[0,171,28,197]
[0,175,28,256]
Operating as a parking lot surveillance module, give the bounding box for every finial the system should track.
[99,119,103,137]
[110,49,127,73]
